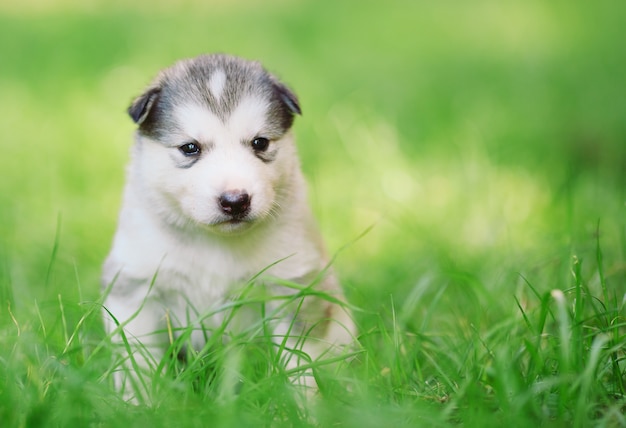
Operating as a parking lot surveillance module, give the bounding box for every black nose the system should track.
[218,190,251,217]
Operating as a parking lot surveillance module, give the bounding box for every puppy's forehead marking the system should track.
[207,69,227,101]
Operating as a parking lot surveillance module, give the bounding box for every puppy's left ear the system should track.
[128,86,161,125]
[274,81,301,116]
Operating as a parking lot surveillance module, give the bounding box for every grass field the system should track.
[1,0,625,426]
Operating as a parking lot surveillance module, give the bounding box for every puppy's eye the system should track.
[251,137,270,152]
[179,142,201,156]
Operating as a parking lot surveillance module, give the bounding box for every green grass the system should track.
[1,0,625,426]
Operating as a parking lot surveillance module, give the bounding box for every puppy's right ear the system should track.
[128,87,160,125]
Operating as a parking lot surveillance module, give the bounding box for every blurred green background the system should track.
[0,0,624,329]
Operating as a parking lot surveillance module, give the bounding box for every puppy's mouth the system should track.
[209,214,257,233]
[222,217,249,225]
[221,209,254,224]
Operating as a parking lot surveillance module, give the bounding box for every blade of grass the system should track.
[45,214,62,289]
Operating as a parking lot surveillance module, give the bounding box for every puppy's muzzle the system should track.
[218,190,251,219]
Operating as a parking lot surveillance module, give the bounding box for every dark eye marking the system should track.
[250,137,270,153]
[179,141,201,156]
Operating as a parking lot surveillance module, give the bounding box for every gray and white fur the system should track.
[102,54,355,401]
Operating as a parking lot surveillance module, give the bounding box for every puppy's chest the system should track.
[153,237,303,305]
[156,244,258,304]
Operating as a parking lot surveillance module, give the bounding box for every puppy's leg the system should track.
[276,275,356,395]
[103,288,167,404]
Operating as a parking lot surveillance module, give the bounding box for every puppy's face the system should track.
[129,55,301,234]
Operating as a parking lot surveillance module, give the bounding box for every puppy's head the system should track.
[128,54,302,235]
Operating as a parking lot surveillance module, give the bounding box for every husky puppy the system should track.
[102,54,355,399]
